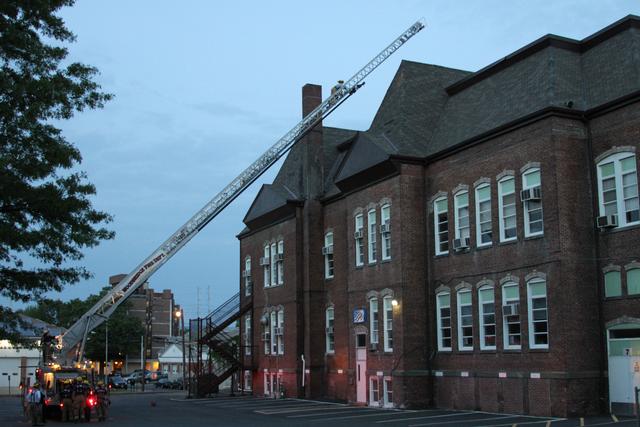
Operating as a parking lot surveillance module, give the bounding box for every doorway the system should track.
[608,324,640,415]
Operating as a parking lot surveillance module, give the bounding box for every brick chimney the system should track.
[301,84,324,199]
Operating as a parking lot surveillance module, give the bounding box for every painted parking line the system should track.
[208,398,300,408]
[478,419,557,427]
[302,409,438,421]
[376,411,474,423]
[256,404,355,415]
[288,408,380,418]
[409,415,521,427]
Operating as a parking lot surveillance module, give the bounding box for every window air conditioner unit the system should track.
[354,230,364,239]
[380,222,391,234]
[325,327,334,334]
[369,342,378,351]
[596,214,618,229]
[242,270,251,278]
[259,257,270,266]
[274,253,284,262]
[274,327,283,336]
[453,237,470,251]
[520,186,542,202]
[322,245,334,255]
[502,303,520,316]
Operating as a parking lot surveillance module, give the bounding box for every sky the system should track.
[18,0,640,321]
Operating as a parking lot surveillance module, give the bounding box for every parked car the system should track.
[108,375,128,389]
[123,371,143,385]
[155,377,171,389]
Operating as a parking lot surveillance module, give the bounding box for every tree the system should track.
[0,1,114,341]
[22,287,144,360]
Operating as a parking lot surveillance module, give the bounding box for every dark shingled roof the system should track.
[241,15,640,232]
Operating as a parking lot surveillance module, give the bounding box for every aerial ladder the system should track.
[54,19,426,365]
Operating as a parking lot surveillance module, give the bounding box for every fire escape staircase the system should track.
[194,292,252,396]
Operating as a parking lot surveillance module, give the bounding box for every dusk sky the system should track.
[17,0,639,321]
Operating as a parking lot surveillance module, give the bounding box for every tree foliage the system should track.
[22,287,144,360]
[0,1,114,341]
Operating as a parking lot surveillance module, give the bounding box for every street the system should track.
[0,392,637,427]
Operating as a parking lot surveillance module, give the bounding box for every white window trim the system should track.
[383,376,393,408]
[498,176,517,242]
[277,240,284,285]
[381,204,391,261]
[522,168,543,237]
[263,245,270,288]
[270,311,277,355]
[244,315,252,356]
[326,307,335,354]
[454,191,470,242]
[369,376,380,406]
[527,279,549,350]
[324,232,334,279]
[270,242,277,286]
[244,256,252,296]
[383,296,393,352]
[502,283,521,350]
[457,290,473,351]
[368,209,377,264]
[475,184,492,247]
[596,152,640,228]
[355,214,364,267]
[436,292,452,351]
[369,298,379,345]
[478,286,496,350]
[277,310,284,355]
[434,197,449,256]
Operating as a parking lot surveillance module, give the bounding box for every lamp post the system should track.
[175,309,186,395]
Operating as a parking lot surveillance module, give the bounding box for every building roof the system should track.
[241,15,640,232]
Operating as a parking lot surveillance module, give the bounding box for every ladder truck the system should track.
[52,19,426,365]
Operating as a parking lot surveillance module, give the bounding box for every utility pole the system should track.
[104,321,108,382]
[175,309,186,394]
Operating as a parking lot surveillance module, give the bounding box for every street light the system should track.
[175,309,186,395]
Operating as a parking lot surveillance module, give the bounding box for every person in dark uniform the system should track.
[94,381,109,422]
[60,380,73,422]
[71,377,85,422]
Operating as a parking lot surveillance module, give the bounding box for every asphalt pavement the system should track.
[0,392,636,427]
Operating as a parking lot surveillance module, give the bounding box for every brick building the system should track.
[108,274,180,372]
[237,16,640,416]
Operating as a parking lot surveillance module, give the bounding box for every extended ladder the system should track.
[57,19,426,363]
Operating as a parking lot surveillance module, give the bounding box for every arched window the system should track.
[522,168,543,237]
[454,191,470,248]
[433,197,449,255]
[475,184,492,247]
[478,286,496,350]
[502,282,521,350]
[325,307,335,354]
[324,232,334,279]
[527,279,549,349]
[498,176,517,242]
[597,152,639,227]
[436,292,451,351]
[457,289,473,350]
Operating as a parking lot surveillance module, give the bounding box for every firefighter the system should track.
[83,380,92,422]
[94,381,109,422]
[71,377,85,422]
[26,382,43,426]
[60,380,73,422]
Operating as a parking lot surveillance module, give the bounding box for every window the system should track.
[528,280,548,349]
[276,240,284,285]
[522,168,543,236]
[381,204,391,260]
[498,177,517,241]
[369,377,380,406]
[355,214,364,266]
[270,242,277,286]
[457,290,473,350]
[597,152,639,226]
[454,191,470,246]
[383,377,393,408]
[270,311,277,354]
[383,296,393,352]
[475,184,492,246]
[436,293,452,351]
[276,310,284,355]
[478,287,496,350]
[326,307,335,354]
[244,314,252,355]
[263,245,270,287]
[369,298,379,345]
[324,232,334,279]
[434,197,449,255]
[605,270,622,298]
[244,257,252,296]
[368,209,377,263]
[262,316,270,355]
[243,370,252,391]
[628,269,640,295]
[502,283,521,350]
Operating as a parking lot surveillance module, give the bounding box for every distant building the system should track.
[0,315,65,395]
[109,274,180,373]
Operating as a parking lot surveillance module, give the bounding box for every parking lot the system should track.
[173,395,636,427]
